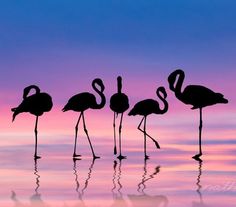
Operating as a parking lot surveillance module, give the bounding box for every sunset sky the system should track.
[0,0,235,150]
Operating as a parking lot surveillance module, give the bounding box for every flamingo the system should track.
[11,85,53,160]
[168,69,228,161]
[110,76,129,160]
[62,78,106,159]
[128,86,168,159]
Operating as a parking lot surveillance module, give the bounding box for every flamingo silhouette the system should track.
[128,86,168,159]
[62,78,106,159]
[168,69,228,161]
[110,76,129,160]
[11,85,53,160]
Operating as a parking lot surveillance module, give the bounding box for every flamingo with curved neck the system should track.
[168,69,228,161]
[62,78,106,159]
[128,86,168,159]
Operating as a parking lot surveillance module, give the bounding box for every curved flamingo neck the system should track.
[156,87,168,114]
[23,85,40,99]
[91,80,106,109]
[117,76,122,94]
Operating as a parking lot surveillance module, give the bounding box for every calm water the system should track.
[0,139,235,207]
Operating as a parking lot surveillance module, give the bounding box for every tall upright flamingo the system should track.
[128,86,168,159]
[11,85,53,160]
[62,78,106,159]
[168,69,228,161]
[110,76,129,160]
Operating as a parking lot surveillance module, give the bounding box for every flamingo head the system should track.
[168,69,185,92]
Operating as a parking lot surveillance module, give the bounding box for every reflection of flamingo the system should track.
[128,87,168,159]
[110,76,129,159]
[110,160,128,207]
[192,160,209,207]
[128,160,168,207]
[11,85,53,159]
[30,159,44,206]
[63,78,106,159]
[11,160,48,207]
[73,159,96,207]
[168,69,228,161]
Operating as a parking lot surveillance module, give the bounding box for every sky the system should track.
[0,0,235,149]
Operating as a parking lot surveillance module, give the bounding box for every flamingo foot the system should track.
[192,153,202,161]
[34,155,41,160]
[117,154,127,160]
[93,155,100,160]
[145,155,150,160]
[73,153,82,157]
[73,157,81,161]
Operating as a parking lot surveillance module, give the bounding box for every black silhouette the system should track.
[73,159,96,206]
[168,69,228,161]
[128,160,168,207]
[110,160,128,207]
[62,78,106,159]
[128,87,168,159]
[110,76,129,160]
[11,85,53,159]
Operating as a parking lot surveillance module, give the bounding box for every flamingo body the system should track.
[62,92,97,112]
[128,99,165,116]
[179,85,227,109]
[12,93,52,120]
[110,93,129,114]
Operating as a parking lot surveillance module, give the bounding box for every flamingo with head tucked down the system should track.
[168,69,228,161]
[11,85,53,160]
[62,78,106,160]
[128,86,168,159]
[110,76,129,160]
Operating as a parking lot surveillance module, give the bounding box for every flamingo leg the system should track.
[193,108,203,161]
[34,116,40,160]
[113,112,117,155]
[138,117,160,150]
[117,113,126,160]
[73,113,82,158]
[82,112,100,159]
[199,108,203,155]
[143,116,149,159]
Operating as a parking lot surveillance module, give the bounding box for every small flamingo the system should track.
[110,76,129,159]
[62,78,106,159]
[168,69,228,161]
[11,85,53,159]
[128,86,168,159]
